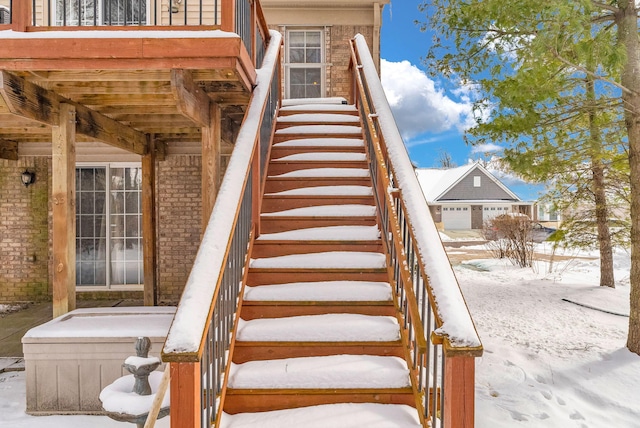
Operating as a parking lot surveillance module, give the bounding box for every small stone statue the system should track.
[123,337,161,396]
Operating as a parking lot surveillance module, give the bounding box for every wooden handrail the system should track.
[350,34,482,428]
[161,30,281,428]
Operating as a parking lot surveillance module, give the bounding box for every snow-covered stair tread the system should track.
[257,225,380,241]
[274,137,364,147]
[266,185,372,196]
[219,403,421,428]
[278,113,360,123]
[270,168,370,178]
[276,125,362,135]
[281,97,350,107]
[261,204,376,217]
[274,152,366,162]
[228,355,410,389]
[243,281,392,302]
[236,314,400,342]
[250,251,386,269]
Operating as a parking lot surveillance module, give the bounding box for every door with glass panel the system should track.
[286,30,324,99]
[76,165,143,288]
[54,0,147,25]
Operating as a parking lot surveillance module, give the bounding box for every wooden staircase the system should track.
[219,99,423,426]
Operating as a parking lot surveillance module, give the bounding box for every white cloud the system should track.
[471,143,502,154]
[381,59,475,141]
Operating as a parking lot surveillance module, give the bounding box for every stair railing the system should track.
[350,34,483,428]
[161,29,281,428]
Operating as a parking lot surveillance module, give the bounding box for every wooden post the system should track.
[52,103,76,318]
[142,135,158,306]
[11,0,32,32]
[221,0,236,33]
[169,362,201,428]
[444,355,475,428]
[202,103,221,232]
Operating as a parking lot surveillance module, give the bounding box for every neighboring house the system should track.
[0,0,388,313]
[416,162,534,230]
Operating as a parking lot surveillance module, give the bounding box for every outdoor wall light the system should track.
[170,0,182,13]
[21,170,35,187]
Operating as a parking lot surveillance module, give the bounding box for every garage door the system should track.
[442,205,471,229]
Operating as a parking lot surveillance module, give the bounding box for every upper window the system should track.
[54,0,147,25]
[285,29,324,99]
[473,176,481,187]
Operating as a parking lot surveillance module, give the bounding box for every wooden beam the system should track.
[202,103,221,232]
[0,139,18,160]
[0,71,148,155]
[52,103,76,318]
[171,69,211,127]
[142,135,158,306]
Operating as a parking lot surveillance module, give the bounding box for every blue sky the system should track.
[379,2,543,201]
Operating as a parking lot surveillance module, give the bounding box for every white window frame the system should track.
[76,162,144,291]
[284,28,326,99]
[473,176,481,187]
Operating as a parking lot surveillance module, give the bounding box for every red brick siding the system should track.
[0,158,52,303]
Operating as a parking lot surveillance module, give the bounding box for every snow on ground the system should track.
[455,245,640,427]
[1,244,639,427]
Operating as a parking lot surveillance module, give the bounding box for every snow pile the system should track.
[257,225,380,241]
[236,314,400,342]
[228,355,410,389]
[243,281,392,302]
[219,403,421,428]
[274,137,364,147]
[273,152,366,161]
[275,125,362,135]
[261,204,376,217]
[249,251,386,269]
[270,168,369,178]
[265,185,372,196]
[99,371,169,416]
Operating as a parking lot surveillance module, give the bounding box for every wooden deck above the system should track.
[0,30,257,157]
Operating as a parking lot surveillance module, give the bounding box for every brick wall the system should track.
[329,25,374,99]
[0,158,51,303]
[156,155,202,304]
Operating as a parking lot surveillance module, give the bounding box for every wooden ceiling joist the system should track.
[0,71,148,155]
[0,139,18,160]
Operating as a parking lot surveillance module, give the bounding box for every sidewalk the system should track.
[0,299,143,359]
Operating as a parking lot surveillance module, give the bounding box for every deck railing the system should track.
[350,34,483,428]
[160,29,281,428]
[1,0,269,67]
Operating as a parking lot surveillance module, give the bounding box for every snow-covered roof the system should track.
[416,162,521,202]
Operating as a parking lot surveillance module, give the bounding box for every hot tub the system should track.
[22,306,175,415]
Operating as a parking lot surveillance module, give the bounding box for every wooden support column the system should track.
[142,135,157,306]
[52,103,76,318]
[202,102,221,232]
[221,0,236,33]
[444,355,475,428]
[169,362,201,428]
